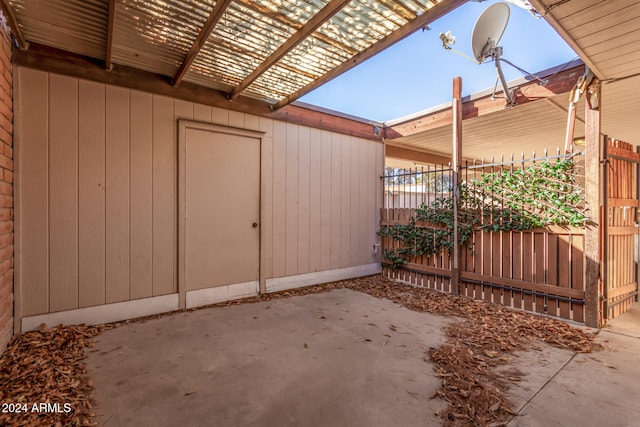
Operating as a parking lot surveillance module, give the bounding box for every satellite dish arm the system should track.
[492,46,515,105]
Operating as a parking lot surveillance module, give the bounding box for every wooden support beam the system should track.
[385,64,585,140]
[228,0,352,101]
[273,0,468,110]
[105,0,116,70]
[583,78,602,328]
[0,0,28,50]
[172,0,234,87]
[601,133,609,320]
[14,42,382,141]
[451,76,463,295]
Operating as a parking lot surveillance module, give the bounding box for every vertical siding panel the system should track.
[271,121,286,277]
[340,135,351,268]
[330,133,342,269]
[308,128,322,272]
[244,114,260,131]
[18,68,49,316]
[211,106,229,126]
[193,103,212,122]
[297,126,310,274]
[174,99,194,120]
[319,130,332,271]
[105,86,130,303]
[350,138,361,265]
[229,110,245,128]
[152,95,176,295]
[129,91,153,299]
[78,80,106,308]
[259,117,274,281]
[284,123,299,276]
[49,74,78,312]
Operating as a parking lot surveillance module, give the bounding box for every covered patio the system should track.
[0,0,639,426]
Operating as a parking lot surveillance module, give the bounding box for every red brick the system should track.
[0,329,11,352]
[0,181,11,196]
[0,98,11,123]
[0,233,12,249]
[0,126,11,144]
[0,269,13,287]
[0,209,11,221]
[0,286,13,310]
[3,169,12,183]
[0,155,11,170]
[0,277,11,298]
[0,33,10,55]
[0,220,12,234]
[0,196,11,208]
[0,244,12,261]
[0,83,11,104]
[0,114,12,135]
[0,308,13,335]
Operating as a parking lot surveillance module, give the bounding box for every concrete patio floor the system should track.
[86,291,640,427]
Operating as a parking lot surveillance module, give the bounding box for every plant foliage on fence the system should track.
[380,158,587,268]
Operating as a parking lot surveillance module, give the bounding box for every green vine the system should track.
[381,159,587,268]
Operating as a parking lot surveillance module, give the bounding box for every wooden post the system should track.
[583,79,602,327]
[601,134,609,320]
[451,77,463,295]
[636,145,640,303]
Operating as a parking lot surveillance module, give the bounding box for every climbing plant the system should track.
[380,158,587,268]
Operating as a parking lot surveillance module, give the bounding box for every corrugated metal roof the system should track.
[11,0,107,58]
[6,0,449,105]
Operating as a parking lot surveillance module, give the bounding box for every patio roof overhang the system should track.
[1,0,467,111]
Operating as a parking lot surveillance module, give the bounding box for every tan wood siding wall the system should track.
[0,27,13,351]
[16,67,383,318]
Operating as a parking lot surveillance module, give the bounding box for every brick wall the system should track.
[0,25,13,352]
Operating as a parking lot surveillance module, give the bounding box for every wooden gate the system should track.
[603,139,639,321]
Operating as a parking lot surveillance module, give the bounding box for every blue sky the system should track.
[299,0,577,122]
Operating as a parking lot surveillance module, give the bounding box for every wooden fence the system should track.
[603,139,639,320]
[381,152,588,323]
[381,208,586,322]
[382,142,639,325]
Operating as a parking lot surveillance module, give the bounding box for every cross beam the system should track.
[173,0,234,87]
[227,0,352,101]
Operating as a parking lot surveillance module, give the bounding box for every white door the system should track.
[179,122,260,301]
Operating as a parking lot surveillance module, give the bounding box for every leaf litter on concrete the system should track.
[0,275,600,426]
[0,324,113,426]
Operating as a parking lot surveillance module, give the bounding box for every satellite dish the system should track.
[439,2,547,106]
[471,2,510,63]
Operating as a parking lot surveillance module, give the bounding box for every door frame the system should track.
[177,120,264,309]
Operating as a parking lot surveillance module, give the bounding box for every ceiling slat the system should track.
[529,0,605,78]
[228,0,352,101]
[172,0,234,87]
